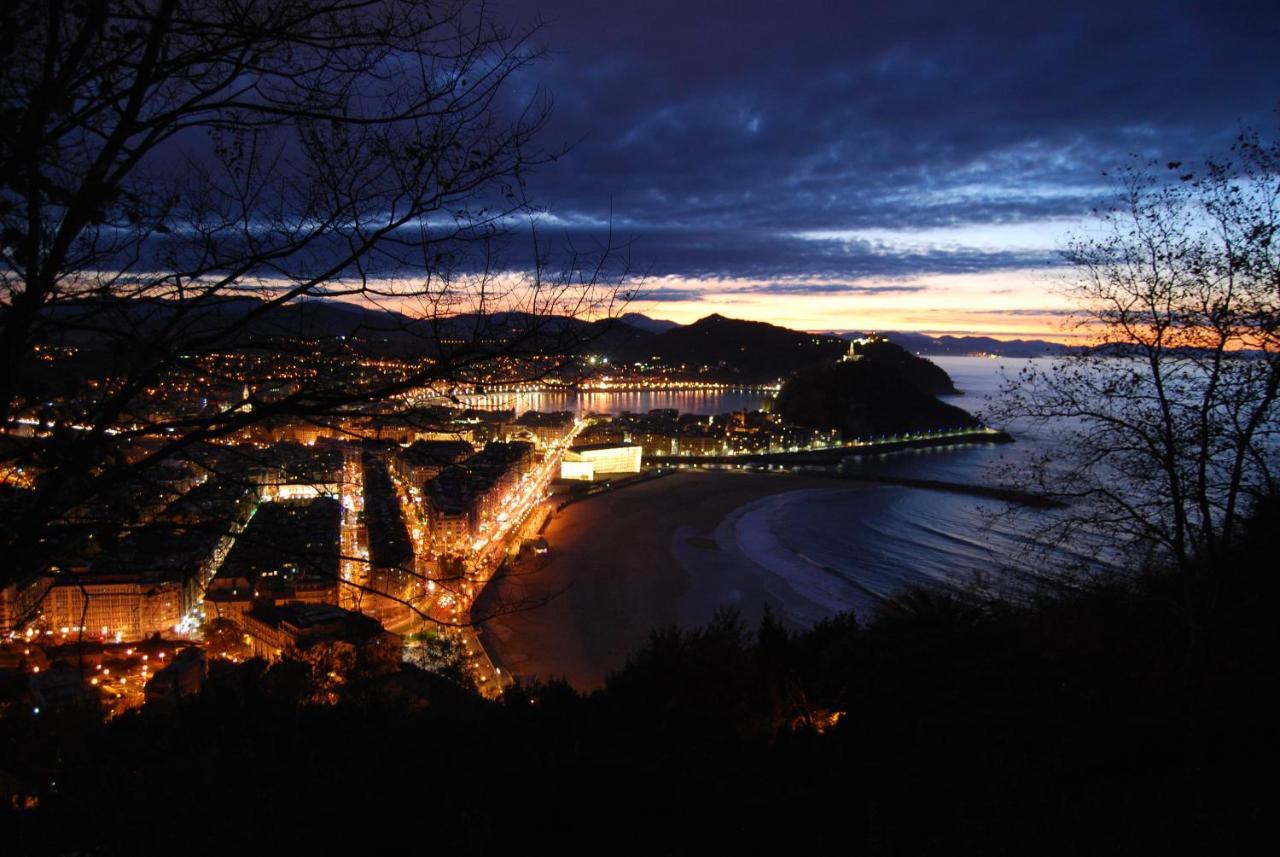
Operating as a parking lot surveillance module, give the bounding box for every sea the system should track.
[730,357,1086,624]
[488,357,1084,624]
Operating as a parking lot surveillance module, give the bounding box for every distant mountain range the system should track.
[32,297,1066,375]
[608,315,1069,360]
[29,295,989,443]
[617,313,680,334]
[37,296,647,358]
[831,330,1069,358]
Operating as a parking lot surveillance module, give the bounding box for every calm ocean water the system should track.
[730,356,1075,623]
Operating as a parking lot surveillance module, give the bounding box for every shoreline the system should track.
[646,427,1013,468]
[474,458,1052,691]
[474,469,858,690]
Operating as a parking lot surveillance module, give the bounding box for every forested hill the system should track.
[849,338,960,394]
[775,357,979,438]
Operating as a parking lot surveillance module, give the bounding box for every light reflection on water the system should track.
[460,356,1042,423]
[462,388,774,416]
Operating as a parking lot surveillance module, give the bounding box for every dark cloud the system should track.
[930,308,1079,318]
[624,279,929,302]
[976,308,1078,318]
[622,287,707,302]
[486,0,1280,284]
[728,283,929,296]
[502,224,1061,279]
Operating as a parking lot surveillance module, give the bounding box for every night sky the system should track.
[490,0,1280,338]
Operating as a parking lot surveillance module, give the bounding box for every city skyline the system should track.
[3,2,1276,850]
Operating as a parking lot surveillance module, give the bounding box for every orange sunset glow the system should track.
[626,270,1082,340]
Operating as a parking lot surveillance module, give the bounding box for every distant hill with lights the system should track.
[30,297,1063,380]
[610,313,849,383]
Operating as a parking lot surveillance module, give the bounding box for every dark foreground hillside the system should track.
[3,504,1277,855]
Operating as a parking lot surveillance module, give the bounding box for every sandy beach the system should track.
[475,469,860,690]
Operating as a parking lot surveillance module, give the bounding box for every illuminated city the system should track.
[2,0,1276,852]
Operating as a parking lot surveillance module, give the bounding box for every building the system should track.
[201,577,255,626]
[392,439,474,487]
[21,474,255,641]
[43,576,185,640]
[423,466,474,556]
[1,572,51,635]
[44,521,228,641]
[211,497,342,607]
[144,646,206,704]
[458,408,515,444]
[421,442,537,556]
[674,432,725,456]
[100,521,237,620]
[345,410,470,445]
[559,443,643,480]
[559,456,595,481]
[458,442,536,544]
[251,442,344,500]
[513,410,575,447]
[241,602,401,665]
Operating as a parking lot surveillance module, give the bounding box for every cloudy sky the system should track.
[488,0,1280,338]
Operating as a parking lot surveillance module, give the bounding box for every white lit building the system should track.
[559,443,642,481]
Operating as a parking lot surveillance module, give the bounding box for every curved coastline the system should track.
[476,470,856,690]
[673,488,869,629]
[475,464,1050,691]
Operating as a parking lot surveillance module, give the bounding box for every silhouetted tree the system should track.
[994,129,1279,585]
[0,1,629,603]
[991,128,1280,782]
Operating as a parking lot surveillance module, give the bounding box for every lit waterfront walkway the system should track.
[647,426,1012,466]
[388,421,587,697]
